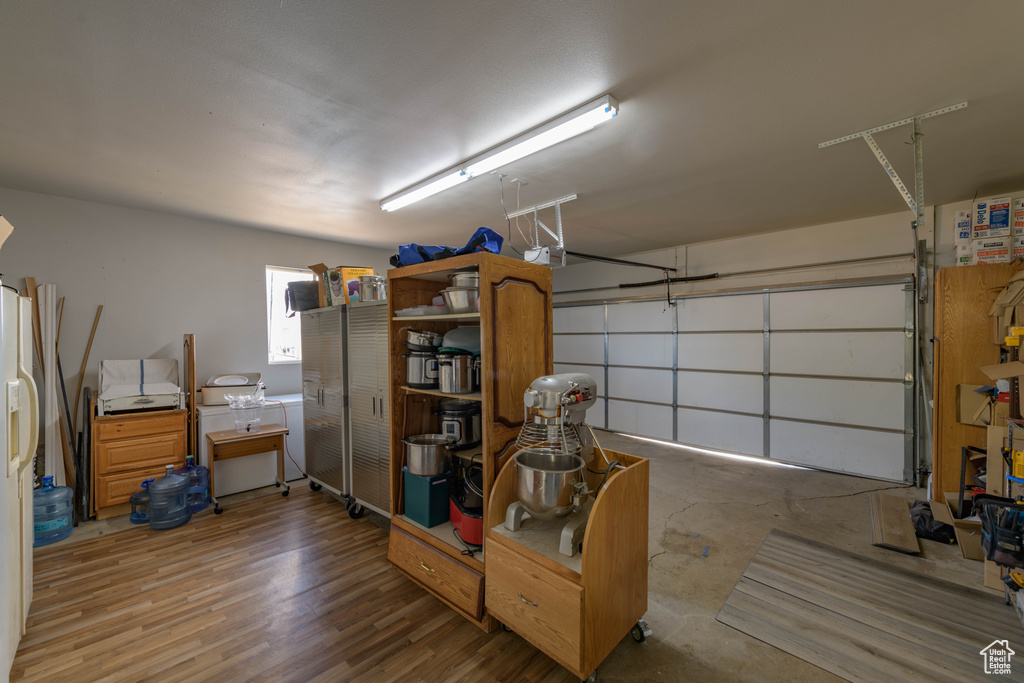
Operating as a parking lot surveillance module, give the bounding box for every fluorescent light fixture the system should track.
[379,170,468,212]
[380,94,618,211]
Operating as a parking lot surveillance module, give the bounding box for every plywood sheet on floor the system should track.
[868,491,920,554]
[717,529,1019,682]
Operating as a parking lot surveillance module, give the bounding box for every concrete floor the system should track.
[63,434,995,682]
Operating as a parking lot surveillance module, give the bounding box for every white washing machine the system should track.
[196,393,304,497]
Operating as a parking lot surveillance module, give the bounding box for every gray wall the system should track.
[0,187,393,400]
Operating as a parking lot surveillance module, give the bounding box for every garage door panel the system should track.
[771,377,903,430]
[676,294,762,331]
[771,332,904,379]
[553,362,602,376]
[590,399,606,429]
[678,333,762,373]
[608,334,673,368]
[770,420,905,481]
[678,371,762,414]
[607,367,673,405]
[607,301,675,333]
[677,409,763,457]
[607,400,673,440]
[554,306,604,334]
[770,285,906,329]
[554,334,604,365]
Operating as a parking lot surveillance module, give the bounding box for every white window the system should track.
[266,265,316,363]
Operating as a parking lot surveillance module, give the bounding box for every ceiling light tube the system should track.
[380,94,618,211]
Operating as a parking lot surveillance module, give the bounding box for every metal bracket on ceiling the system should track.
[506,193,578,253]
[818,101,966,218]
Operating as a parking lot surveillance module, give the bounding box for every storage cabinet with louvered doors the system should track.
[300,307,347,496]
[386,252,553,632]
[347,300,390,517]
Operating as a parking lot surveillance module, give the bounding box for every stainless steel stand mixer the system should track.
[505,372,618,556]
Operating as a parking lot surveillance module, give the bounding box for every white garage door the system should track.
[553,280,914,482]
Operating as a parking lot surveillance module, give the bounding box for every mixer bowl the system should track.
[514,448,586,520]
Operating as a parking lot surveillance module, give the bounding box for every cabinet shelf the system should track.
[395,514,485,563]
[401,386,482,401]
[392,312,481,322]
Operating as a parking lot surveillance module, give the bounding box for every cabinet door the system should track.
[348,305,380,507]
[300,312,321,420]
[376,305,391,513]
[306,309,347,493]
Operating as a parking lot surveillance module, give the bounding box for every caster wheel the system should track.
[500,623,513,633]
[581,674,596,683]
[275,481,281,488]
[310,481,322,492]
[630,618,652,643]
[214,506,223,515]
[348,504,365,519]
[282,489,289,497]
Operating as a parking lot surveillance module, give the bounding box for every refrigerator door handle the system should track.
[372,396,376,416]
[16,299,39,474]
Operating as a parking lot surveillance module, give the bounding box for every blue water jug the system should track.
[129,478,154,524]
[149,465,191,530]
[33,475,73,547]
[175,455,210,513]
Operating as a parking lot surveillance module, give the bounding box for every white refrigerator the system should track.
[1,287,39,676]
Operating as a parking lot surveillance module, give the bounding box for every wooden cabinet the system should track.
[90,399,186,519]
[386,252,553,631]
[932,263,1016,501]
[485,447,649,681]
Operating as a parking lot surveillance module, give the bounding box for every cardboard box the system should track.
[957,384,994,426]
[990,197,1013,235]
[308,264,377,306]
[955,209,973,246]
[324,266,376,305]
[973,236,1011,264]
[1015,236,1024,261]
[930,492,985,561]
[1014,198,1024,237]
[974,198,1012,239]
[307,263,329,308]
[954,209,973,246]
[956,243,974,266]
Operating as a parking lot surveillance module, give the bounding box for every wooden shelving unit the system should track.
[484,446,649,681]
[385,252,553,631]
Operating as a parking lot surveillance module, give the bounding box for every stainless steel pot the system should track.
[403,434,455,476]
[435,398,481,450]
[403,352,438,388]
[514,448,586,520]
[440,287,478,314]
[403,328,443,351]
[437,354,476,394]
[359,275,387,301]
[448,270,480,289]
[472,356,481,391]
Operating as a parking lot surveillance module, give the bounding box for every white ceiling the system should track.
[1,1,1023,256]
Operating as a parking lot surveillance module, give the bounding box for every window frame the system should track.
[266,265,317,365]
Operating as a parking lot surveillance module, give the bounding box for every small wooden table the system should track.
[205,423,290,514]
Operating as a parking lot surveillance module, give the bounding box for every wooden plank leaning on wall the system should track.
[932,262,1017,502]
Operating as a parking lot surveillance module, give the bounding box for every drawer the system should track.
[96,462,184,509]
[387,527,484,620]
[97,433,185,475]
[485,541,583,673]
[96,411,185,442]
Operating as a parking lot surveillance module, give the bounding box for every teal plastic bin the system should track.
[403,467,450,528]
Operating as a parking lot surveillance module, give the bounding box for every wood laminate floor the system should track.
[12,488,573,683]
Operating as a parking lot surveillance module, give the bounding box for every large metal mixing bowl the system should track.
[514,448,586,520]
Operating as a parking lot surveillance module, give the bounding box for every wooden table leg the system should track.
[277,436,289,497]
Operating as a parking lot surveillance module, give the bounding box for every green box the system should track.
[403,468,450,528]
